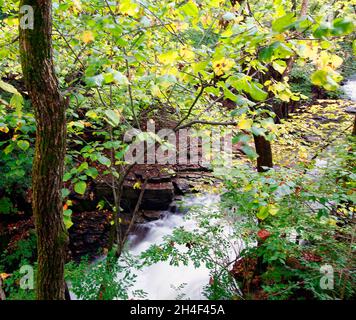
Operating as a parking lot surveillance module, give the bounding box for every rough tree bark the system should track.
[19,1,68,300]
[253,135,273,172]
[300,0,309,17]
[253,0,310,172]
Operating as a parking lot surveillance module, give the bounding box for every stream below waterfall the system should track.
[69,77,355,301]
[122,78,356,300]
[124,194,221,300]
[342,76,356,102]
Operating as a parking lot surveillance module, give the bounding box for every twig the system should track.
[174,81,206,130]
[175,120,237,131]
[0,278,6,300]
[116,178,148,258]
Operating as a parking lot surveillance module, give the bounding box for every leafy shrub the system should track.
[0,104,35,214]
[65,251,146,300]
[0,231,37,271]
[141,136,355,300]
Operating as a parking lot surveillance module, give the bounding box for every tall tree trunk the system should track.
[254,0,310,171]
[253,135,273,172]
[19,1,68,300]
[300,0,309,17]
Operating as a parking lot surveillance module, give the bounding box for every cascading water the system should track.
[124,194,221,300]
[73,76,356,301]
[342,76,356,102]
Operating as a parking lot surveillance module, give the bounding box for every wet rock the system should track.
[142,210,162,221]
[173,164,210,172]
[172,178,191,195]
[168,202,178,213]
[68,210,111,261]
[122,180,174,211]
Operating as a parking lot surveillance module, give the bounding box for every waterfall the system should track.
[124,194,221,300]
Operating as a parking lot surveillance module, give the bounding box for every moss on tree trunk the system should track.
[19,0,68,300]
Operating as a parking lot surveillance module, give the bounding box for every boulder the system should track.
[142,210,162,221]
[172,178,191,195]
[122,180,174,211]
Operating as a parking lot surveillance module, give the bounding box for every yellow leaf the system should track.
[81,31,94,43]
[158,51,178,64]
[298,42,318,61]
[238,118,253,130]
[151,85,161,97]
[212,57,235,76]
[200,14,213,27]
[0,273,11,280]
[330,54,343,69]
[133,181,141,189]
[4,18,19,27]
[72,0,82,12]
[119,0,139,17]
[180,46,195,61]
[0,125,9,133]
[268,204,279,216]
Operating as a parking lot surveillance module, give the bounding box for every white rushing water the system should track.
[122,77,356,300]
[125,194,221,300]
[342,77,356,102]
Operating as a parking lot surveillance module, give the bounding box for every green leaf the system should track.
[61,188,70,198]
[0,197,13,214]
[98,155,111,167]
[311,70,339,91]
[257,206,269,220]
[259,46,275,62]
[86,110,98,119]
[251,126,266,137]
[272,13,296,32]
[313,23,332,39]
[311,70,328,86]
[115,146,129,160]
[10,94,24,112]
[259,42,293,62]
[104,110,121,127]
[0,80,19,94]
[332,17,354,36]
[103,72,115,84]
[63,215,73,229]
[77,161,89,173]
[181,0,199,17]
[17,140,30,151]
[249,83,268,101]
[85,167,99,179]
[241,145,258,160]
[232,133,252,144]
[272,60,287,74]
[74,181,87,195]
[268,204,279,216]
[63,173,72,182]
[63,209,73,217]
[112,70,129,85]
[4,143,14,154]
[86,74,104,87]
[295,16,313,32]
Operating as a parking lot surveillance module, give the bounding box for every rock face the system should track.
[94,163,211,212]
[172,178,191,195]
[141,210,162,221]
[68,210,111,261]
[122,180,174,211]
[68,163,215,261]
